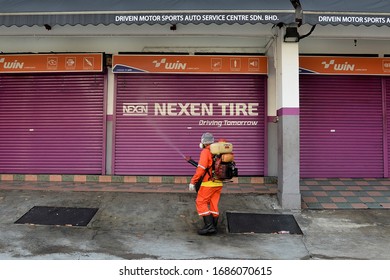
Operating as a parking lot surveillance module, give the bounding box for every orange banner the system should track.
[0,53,103,73]
[300,56,390,75]
[112,55,267,74]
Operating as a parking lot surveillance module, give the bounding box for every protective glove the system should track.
[188,183,195,192]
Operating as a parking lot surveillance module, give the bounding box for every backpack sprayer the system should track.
[185,141,238,181]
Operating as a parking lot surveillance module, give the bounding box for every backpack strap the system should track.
[195,167,209,193]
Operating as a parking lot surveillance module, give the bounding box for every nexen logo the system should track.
[321,59,355,71]
[0,57,25,69]
[123,103,148,116]
[152,58,187,70]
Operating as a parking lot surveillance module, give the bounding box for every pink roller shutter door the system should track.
[300,75,383,178]
[386,77,390,176]
[0,73,106,174]
[114,74,266,176]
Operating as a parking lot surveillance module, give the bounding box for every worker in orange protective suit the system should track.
[188,132,223,235]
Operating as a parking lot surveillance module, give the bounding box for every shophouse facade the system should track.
[1,0,390,209]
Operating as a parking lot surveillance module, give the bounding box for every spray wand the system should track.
[184,156,198,168]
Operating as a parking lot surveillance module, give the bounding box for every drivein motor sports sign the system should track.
[114,12,287,25]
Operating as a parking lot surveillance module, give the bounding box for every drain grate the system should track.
[226,212,303,234]
[15,206,98,226]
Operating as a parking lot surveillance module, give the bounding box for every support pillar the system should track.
[275,27,301,209]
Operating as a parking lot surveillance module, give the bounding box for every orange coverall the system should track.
[190,145,223,217]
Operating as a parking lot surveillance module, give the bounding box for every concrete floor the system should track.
[0,189,389,260]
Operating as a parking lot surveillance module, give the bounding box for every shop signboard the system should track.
[0,53,103,73]
[300,56,390,75]
[112,55,267,75]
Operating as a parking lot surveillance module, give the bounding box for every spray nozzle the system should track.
[185,156,198,167]
[184,156,191,161]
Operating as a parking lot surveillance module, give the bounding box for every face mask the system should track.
[199,143,204,149]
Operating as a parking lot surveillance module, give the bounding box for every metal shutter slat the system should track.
[300,75,383,178]
[114,74,266,176]
[386,78,390,176]
[0,74,105,174]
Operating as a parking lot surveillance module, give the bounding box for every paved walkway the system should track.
[0,178,389,209]
[301,178,390,209]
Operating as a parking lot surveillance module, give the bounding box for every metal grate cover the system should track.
[226,212,303,234]
[15,206,98,227]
